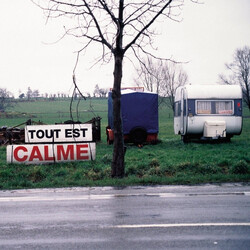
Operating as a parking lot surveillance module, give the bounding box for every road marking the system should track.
[113,222,250,229]
[0,191,248,202]
[0,195,114,202]
[0,193,180,202]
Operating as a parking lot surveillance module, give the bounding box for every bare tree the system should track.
[32,89,40,99]
[93,84,100,98]
[0,88,14,112]
[220,46,250,109]
[135,57,162,94]
[99,88,108,98]
[135,58,188,111]
[160,61,188,111]
[26,87,32,101]
[33,0,190,177]
[94,84,108,97]
[26,87,40,100]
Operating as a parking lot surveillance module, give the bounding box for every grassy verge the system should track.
[0,99,249,190]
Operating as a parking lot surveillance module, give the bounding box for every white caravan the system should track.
[174,84,242,142]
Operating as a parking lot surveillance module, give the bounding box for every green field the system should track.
[0,98,249,189]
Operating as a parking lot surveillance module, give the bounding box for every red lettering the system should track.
[76,144,89,160]
[11,143,93,164]
[57,145,74,160]
[44,145,55,161]
[14,146,28,162]
[29,146,43,161]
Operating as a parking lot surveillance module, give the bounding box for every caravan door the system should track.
[180,88,186,135]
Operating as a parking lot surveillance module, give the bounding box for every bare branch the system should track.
[82,0,113,51]
[124,0,174,53]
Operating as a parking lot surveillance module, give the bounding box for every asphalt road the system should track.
[0,183,250,249]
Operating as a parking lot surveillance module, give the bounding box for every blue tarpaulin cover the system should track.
[108,90,159,135]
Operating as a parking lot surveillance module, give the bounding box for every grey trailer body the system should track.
[174,84,242,142]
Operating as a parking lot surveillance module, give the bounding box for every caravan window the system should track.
[196,100,233,115]
[215,101,233,114]
[197,101,211,114]
[174,101,181,117]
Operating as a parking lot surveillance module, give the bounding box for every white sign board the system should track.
[25,124,92,143]
[7,143,96,164]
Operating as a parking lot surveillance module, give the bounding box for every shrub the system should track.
[148,166,162,176]
[230,160,249,174]
[149,158,160,167]
[86,169,100,181]
[101,154,112,164]
[0,169,14,179]
[54,168,68,177]
[218,160,229,167]
[29,166,46,182]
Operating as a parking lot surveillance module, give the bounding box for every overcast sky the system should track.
[1,0,250,98]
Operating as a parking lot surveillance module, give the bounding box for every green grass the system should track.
[0,98,249,189]
[1,98,107,126]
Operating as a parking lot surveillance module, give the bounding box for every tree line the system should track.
[19,87,70,100]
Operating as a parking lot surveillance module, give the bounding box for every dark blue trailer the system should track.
[106,89,159,145]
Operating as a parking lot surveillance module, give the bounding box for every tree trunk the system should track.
[243,81,250,109]
[111,52,125,178]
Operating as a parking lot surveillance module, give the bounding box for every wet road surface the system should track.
[0,183,250,249]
